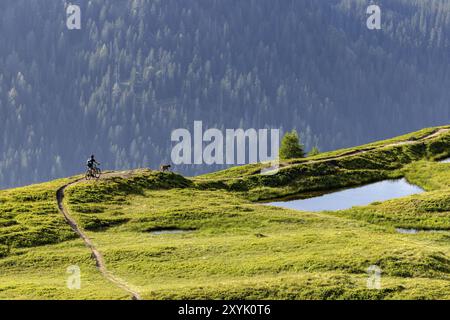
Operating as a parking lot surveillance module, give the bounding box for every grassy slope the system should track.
[195,126,444,181]
[194,126,450,201]
[1,126,450,299]
[0,177,127,299]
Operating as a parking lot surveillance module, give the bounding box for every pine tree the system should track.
[279,130,305,160]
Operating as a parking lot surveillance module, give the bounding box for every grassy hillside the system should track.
[1,126,450,299]
[196,126,450,201]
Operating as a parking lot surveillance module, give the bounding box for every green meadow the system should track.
[1,126,450,299]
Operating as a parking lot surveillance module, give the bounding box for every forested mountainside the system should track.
[1,0,450,188]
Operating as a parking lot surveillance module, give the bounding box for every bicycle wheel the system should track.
[85,169,92,180]
[94,168,102,179]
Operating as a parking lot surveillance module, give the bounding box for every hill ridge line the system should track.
[199,127,450,181]
[300,128,450,164]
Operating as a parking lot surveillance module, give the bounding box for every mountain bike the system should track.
[85,165,101,180]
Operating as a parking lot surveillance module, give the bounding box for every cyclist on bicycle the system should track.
[86,155,100,171]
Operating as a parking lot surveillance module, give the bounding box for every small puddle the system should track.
[395,228,419,234]
[396,228,449,234]
[148,228,194,235]
[440,158,450,163]
[267,178,423,212]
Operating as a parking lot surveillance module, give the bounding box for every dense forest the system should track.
[1,0,450,188]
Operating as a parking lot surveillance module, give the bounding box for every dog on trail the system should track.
[160,164,171,172]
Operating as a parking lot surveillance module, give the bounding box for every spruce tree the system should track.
[279,130,305,160]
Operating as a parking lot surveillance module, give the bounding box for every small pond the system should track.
[440,158,450,163]
[267,178,424,212]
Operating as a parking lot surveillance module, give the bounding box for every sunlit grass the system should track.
[1,126,450,299]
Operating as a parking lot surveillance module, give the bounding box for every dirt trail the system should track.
[56,172,142,300]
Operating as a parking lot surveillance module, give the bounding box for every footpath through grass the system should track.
[1,126,450,299]
[61,164,450,299]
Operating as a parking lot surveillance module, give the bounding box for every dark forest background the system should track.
[1,0,450,188]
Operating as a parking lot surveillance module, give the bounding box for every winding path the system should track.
[54,129,449,296]
[56,175,142,300]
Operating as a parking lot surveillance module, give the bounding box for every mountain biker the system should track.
[86,155,100,171]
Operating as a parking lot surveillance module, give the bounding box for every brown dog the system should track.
[160,164,171,172]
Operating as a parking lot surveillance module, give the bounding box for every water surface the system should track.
[396,228,449,234]
[148,229,193,235]
[268,178,423,212]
